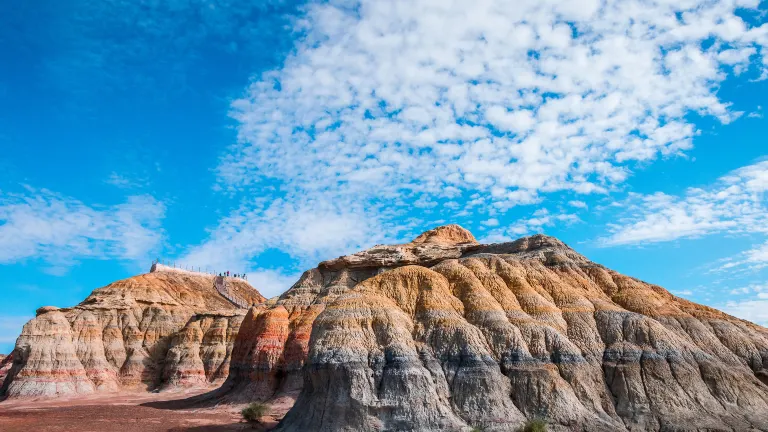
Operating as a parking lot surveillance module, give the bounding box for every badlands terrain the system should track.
[2,225,768,431]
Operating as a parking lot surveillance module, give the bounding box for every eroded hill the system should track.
[1,266,265,398]
[4,225,768,432]
[223,225,768,431]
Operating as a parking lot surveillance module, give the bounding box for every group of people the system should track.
[218,270,247,280]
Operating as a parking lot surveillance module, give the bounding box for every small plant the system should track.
[470,427,484,432]
[241,402,269,423]
[518,418,547,432]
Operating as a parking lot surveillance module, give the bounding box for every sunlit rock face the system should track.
[1,270,265,399]
[226,225,768,431]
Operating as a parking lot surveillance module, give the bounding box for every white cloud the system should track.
[182,196,403,276]
[219,0,768,209]
[568,200,588,209]
[481,209,580,242]
[0,316,34,346]
[719,300,768,327]
[0,187,165,268]
[245,269,302,299]
[105,172,148,189]
[718,241,768,272]
[195,0,768,291]
[729,282,768,295]
[601,160,768,246]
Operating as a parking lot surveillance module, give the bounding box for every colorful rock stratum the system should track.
[219,225,768,431]
[3,224,768,432]
[1,265,265,398]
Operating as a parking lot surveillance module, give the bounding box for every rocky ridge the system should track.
[1,267,265,399]
[220,225,768,431]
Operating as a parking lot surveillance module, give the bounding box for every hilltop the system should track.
[216,225,768,431]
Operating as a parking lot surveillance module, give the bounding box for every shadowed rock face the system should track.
[1,270,265,399]
[0,354,13,388]
[224,225,768,431]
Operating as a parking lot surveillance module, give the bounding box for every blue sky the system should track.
[1,0,768,354]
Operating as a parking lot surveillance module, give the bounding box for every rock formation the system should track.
[1,267,264,399]
[221,225,768,431]
[4,224,768,431]
[0,354,11,385]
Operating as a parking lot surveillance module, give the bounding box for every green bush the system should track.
[241,402,269,423]
[518,418,547,432]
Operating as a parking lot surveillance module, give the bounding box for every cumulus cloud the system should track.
[0,187,165,268]
[220,0,768,208]
[245,269,303,299]
[601,160,768,246]
[192,0,768,291]
[568,200,588,209]
[182,195,403,274]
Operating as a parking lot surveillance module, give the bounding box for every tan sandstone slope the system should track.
[222,225,768,431]
[1,265,265,398]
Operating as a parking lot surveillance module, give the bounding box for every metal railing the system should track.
[150,258,247,281]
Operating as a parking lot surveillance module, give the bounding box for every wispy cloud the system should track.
[601,160,768,246]
[0,316,33,346]
[0,187,165,269]
[481,209,581,242]
[105,172,149,189]
[717,241,768,272]
[718,299,768,327]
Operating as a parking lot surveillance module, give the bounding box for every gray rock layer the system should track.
[271,231,768,431]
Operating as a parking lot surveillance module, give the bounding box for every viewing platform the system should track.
[150,261,251,309]
[149,261,248,281]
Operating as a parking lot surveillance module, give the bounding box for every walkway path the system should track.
[214,276,249,309]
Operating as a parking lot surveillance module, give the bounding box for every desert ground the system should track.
[0,388,291,432]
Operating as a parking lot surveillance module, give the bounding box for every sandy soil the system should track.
[0,388,288,432]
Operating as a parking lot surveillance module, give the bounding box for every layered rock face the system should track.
[0,354,12,385]
[225,225,768,431]
[1,268,264,399]
[213,225,481,403]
